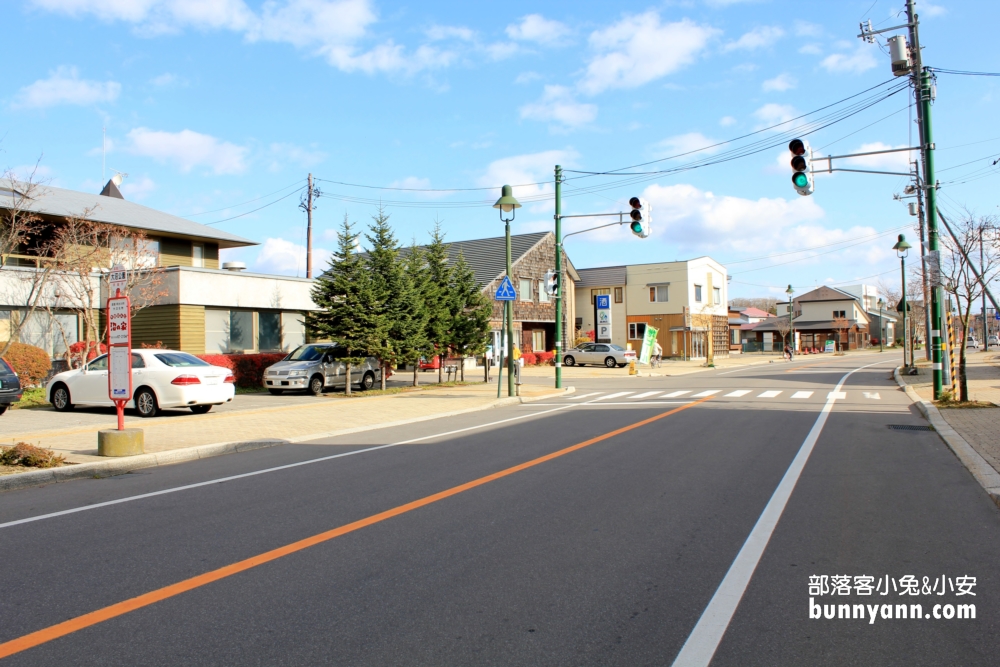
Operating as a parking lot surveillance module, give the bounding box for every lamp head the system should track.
[892,233,912,257]
[785,284,794,295]
[493,185,522,217]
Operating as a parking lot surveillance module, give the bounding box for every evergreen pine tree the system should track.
[365,207,423,390]
[401,242,431,387]
[423,221,453,383]
[309,214,384,395]
[448,251,492,381]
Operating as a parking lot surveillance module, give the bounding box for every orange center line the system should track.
[0,396,713,660]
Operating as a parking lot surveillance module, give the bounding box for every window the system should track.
[649,286,668,302]
[87,355,108,372]
[591,288,610,304]
[519,279,533,302]
[154,352,210,367]
[614,287,623,303]
[833,310,846,318]
[629,322,647,340]
[131,353,145,369]
[595,344,610,352]
[694,285,703,302]
[288,345,326,362]
[532,329,545,351]
[258,311,282,351]
[538,282,549,303]
[192,243,205,268]
[713,287,721,305]
[229,310,254,351]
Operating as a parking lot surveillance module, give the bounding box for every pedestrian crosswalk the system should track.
[559,388,882,404]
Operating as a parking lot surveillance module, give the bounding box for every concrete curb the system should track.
[894,367,1000,508]
[0,386,575,493]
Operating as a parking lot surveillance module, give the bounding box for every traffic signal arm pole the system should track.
[554,165,563,390]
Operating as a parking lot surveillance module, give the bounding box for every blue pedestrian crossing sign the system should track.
[494,276,517,301]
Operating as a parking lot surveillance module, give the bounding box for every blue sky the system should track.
[4,0,999,299]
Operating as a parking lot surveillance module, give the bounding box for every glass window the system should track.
[595,345,610,352]
[649,286,668,302]
[88,355,108,372]
[713,287,722,305]
[614,287,623,303]
[609,344,624,351]
[628,322,646,339]
[131,353,145,369]
[694,285,703,302]
[229,310,254,351]
[519,279,533,302]
[538,282,549,303]
[532,329,545,351]
[154,352,210,367]
[591,288,610,304]
[205,308,229,354]
[288,345,326,361]
[192,244,205,268]
[258,311,282,351]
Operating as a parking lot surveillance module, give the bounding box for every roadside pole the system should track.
[554,164,563,389]
[505,228,515,398]
[100,265,143,457]
[921,67,944,399]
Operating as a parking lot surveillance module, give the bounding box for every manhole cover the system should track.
[887,424,934,432]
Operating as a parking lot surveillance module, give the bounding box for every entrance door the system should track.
[691,333,707,359]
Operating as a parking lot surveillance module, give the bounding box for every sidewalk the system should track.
[897,351,1000,477]
[4,382,566,468]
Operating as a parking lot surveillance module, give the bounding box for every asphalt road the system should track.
[2,352,998,665]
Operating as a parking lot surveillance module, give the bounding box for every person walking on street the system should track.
[653,340,663,367]
[783,343,793,362]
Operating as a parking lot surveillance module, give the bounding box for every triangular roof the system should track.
[791,285,860,303]
[99,179,124,199]
[0,179,255,248]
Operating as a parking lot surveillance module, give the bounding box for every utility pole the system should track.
[920,66,943,398]
[982,227,988,347]
[306,173,314,279]
[554,164,563,390]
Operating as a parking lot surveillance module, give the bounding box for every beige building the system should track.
[575,257,729,359]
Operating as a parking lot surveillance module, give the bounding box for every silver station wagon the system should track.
[264,344,383,395]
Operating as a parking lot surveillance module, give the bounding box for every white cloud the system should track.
[505,14,570,44]
[753,103,798,129]
[267,142,326,171]
[655,132,719,158]
[388,176,431,189]
[579,13,718,95]
[793,20,822,37]
[762,72,796,92]
[477,149,579,203]
[820,44,878,74]
[119,175,156,200]
[150,72,181,86]
[13,66,120,108]
[842,142,914,170]
[722,25,784,52]
[425,24,475,41]
[922,2,947,17]
[719,115,737,127]
[520,85,597,129]
[798,43,823,55]
[253,237,331,276]
[127,127,248,174]
[30,0,255,31]
[515,71,542,85]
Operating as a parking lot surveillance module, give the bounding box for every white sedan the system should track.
[47,349,235,418]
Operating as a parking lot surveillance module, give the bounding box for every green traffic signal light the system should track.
[630,221,643,233]
[792,172,810,188]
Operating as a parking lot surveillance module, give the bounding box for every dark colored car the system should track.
[0,359,23,415]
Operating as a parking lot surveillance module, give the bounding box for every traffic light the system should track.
[543,269,558,296]
[789,139,814,196]
[628,197,651,238]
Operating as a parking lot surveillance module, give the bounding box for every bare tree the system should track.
[0,165,58,356]
[773,316,790,352]
[832,315,851,354]
[940,211,1000,401]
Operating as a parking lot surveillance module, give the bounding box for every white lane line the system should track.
[670,359,890,667]
[663,390,691,398]
[863,392,881,400]
[827,391,847,399]
[0,404,577,531]
[629,391,663,400]
[589,391,633,402]
[724,390,751,398]
[791,391,814,399]
[565,392,601,400]
[757,390,782,399]
[692,390,720,398]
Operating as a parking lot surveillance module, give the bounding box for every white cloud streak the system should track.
[519,86,597,129]
[722,25,784,52]
[127,127,248,174]
[13,66,120,108]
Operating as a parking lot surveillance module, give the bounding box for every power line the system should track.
[204,187,305,225]
[722,225,910,266]
[928,68,1000,77]
[177,181,303,217]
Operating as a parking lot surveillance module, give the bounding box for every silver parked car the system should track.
[562,343,637,368]
[264,344,383,395]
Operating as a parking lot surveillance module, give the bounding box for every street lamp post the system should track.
[786,284,795,356]
[878,298,885,353]
[893,233,913,370]
[494,185,521,398]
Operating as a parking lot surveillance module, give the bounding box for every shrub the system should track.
[536,351,554,365]
[197,353,287,388]
[521,352,537,366]
[574,336,591,347]
[0,442,65,468]
[67,341,107,367]
[3,342,51,387]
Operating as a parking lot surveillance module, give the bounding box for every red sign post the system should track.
[107,266,131,431]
